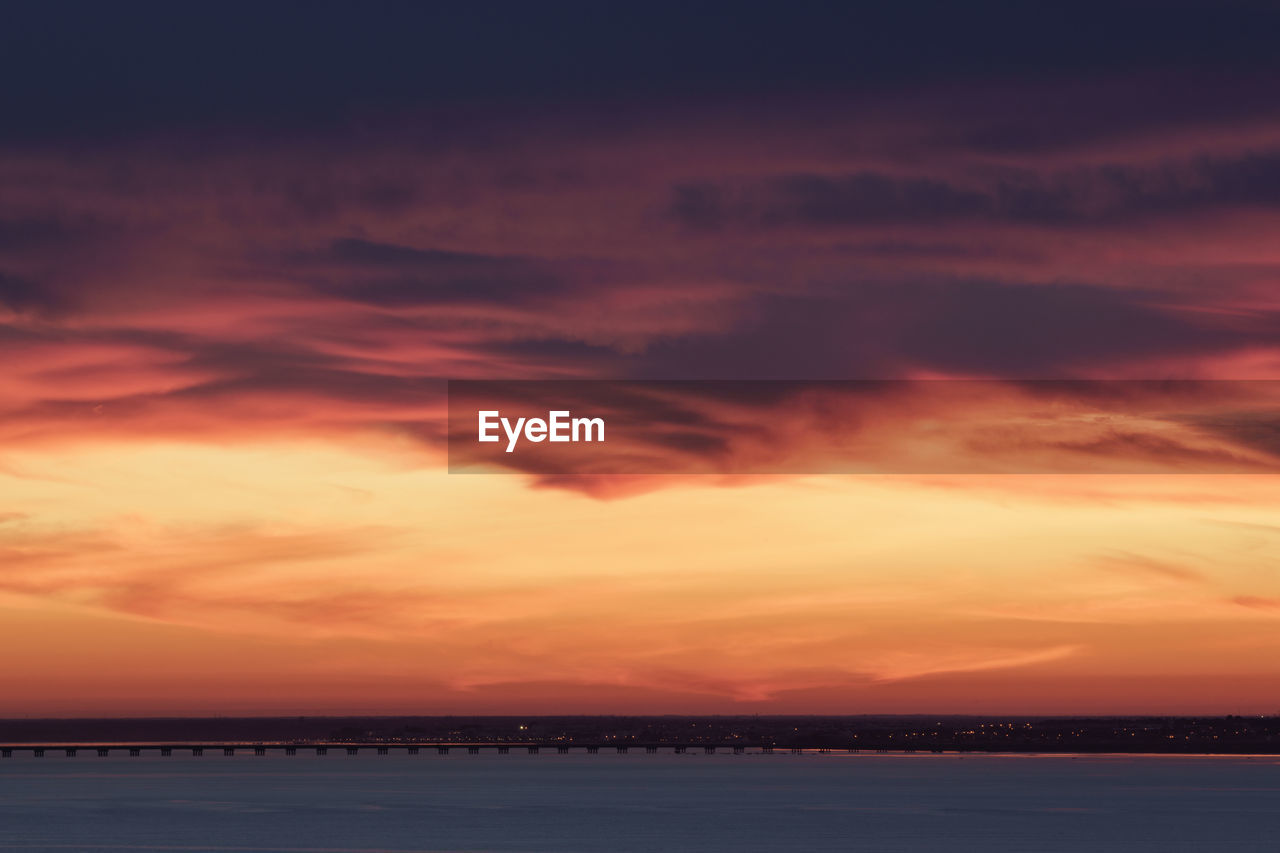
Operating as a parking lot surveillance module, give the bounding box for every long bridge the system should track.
[0,742,887,757]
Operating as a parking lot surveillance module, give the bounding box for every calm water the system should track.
[1,752,1277,852]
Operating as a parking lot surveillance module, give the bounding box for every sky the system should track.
[2,1,1280,716]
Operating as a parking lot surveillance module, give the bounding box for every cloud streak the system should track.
[3,78,1280,463]
[3,63,1280,713]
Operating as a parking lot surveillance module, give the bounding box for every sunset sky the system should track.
[2,2,1280,716]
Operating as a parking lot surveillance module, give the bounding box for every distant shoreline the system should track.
[1,715,1276,755]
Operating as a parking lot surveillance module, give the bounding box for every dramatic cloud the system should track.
[3,54,1280,713]
[2,76,1278,497]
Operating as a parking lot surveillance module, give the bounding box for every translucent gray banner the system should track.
[447,380,1280,475]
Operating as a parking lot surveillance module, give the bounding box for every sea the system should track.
[1,751,1277,852]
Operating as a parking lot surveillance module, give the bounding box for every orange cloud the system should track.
[4,75,1280,714]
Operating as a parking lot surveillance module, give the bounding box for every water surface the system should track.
[1,752,1277,852]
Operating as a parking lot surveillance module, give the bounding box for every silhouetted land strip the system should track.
[2,716,1278,755]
